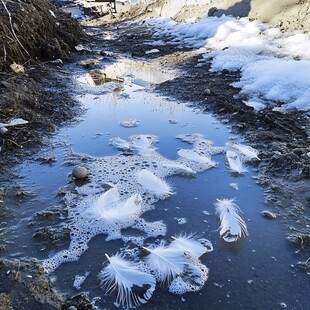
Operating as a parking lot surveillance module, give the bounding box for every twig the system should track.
[7,139,22,148]
[15,260,20,279]
[0,0,30,57]
[3,45,6,63]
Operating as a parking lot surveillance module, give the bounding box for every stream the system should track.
[1,52,309,309]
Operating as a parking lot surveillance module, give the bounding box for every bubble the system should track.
[42,134,219,273]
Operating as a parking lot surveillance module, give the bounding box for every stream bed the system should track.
[1,57,309,309]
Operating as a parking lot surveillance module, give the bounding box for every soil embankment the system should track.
[0,0,83,68]
[0,0,85,162]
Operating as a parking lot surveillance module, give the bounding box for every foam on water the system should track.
[42,134,223,273]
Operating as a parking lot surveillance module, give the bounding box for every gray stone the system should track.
[0,127,8,134]
[72,166,88,179]
[203,88,212,96]
[261,210,277,219]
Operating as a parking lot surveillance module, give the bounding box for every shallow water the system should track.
[2,58,309,309]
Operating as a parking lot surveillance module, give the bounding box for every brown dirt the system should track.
[0,258,95,309]
[0,65,80,165]
[0,259,65,310]
[0,0,87,167]
[0,0,85,69]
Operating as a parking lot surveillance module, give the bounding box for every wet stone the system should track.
[0,127,8,134]
[72,166,88,179]
[261,210,277,219]
[80,59,100,69]
[203,88,212,96]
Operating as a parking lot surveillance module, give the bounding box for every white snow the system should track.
[143,15,310,111]
[233,59,310,111]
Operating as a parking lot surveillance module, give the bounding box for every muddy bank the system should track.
[0,259,64,310]
[0,0,86,165]
[0,259,96,310]
[0,0,84,69]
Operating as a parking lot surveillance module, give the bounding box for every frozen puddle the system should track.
[7,59,309,309]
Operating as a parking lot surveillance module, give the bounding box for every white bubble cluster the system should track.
[42,134,219,273]
[39,132,261,307]
[169,252,209,295]
[73,271,90,290]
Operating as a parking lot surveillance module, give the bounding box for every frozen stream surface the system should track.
[3,58,309,309]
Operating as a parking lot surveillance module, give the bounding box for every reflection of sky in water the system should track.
[6,60,310,310]
[63,85,230,160]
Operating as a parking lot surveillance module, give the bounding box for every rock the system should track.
[203,88,212,96]
[72,166,88,179]
[80,59,100,69]
[99,50,108,56]
[112,86,124,94]
[208,7,218,16]
[0,127,8,134]
[261,210,277,219]
[64,293,93,309]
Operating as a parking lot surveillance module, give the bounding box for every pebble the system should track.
[203,88,212,96]
[261,210,277,219]
[168,119,178,124]
[68,306,78,310]
[0,127,8,134]
[72,166,88,179]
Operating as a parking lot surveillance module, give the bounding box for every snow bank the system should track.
[145,15,310,111]
[234,59,310,111]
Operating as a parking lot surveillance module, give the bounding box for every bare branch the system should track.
[0,0,30,57]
